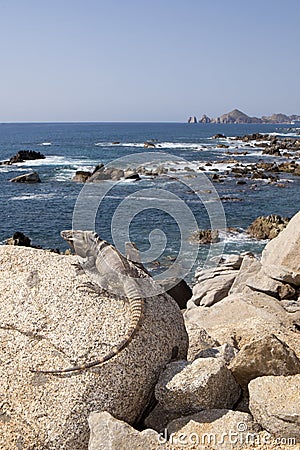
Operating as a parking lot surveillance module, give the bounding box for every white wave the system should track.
[10,193,58,201]
[95,141,205,150]
[38,142,52,146]
[220,229,266,244]
[16,155,98,167]
[267,131,300,137]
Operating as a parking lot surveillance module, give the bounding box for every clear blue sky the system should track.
[0,0,299,122]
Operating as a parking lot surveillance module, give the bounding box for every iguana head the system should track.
[61,230,98,257]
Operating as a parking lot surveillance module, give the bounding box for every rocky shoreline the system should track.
[0,212,299,449]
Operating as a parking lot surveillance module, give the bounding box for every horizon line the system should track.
[0,120,297,125]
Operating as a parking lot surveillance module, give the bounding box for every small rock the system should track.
[229,334,300,388]
[2,150,45,165]
[144,141,156,148]
[249,375,300,439]
[124,170,141,181]
[72,170,92,182]
[190,229,219,244]
[280,300,300,313]
[88,411,161,450]
[186,322,219,362]
[155,358,241,415]
[88,166,124,182]
[191,272,237,307]
[9,171,41,183]
[6,231,31,247]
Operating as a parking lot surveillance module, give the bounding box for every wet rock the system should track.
[262,146,281,156]
[249,375,300,439]
[6,231,31,247]
[9,171,41,183]
[229,334,300,389]
[212,133,226,139]
[247,214,290,240]
[144,141,156,148]
[155,358,241,415]
[190,229,219,244]
[0,150,45,165]
[72,170,92,182]
[88,166,124,182]
[124,170,141,181]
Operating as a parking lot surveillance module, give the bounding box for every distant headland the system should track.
[188,109,300,124]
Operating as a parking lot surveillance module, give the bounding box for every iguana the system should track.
[31,230,146,374]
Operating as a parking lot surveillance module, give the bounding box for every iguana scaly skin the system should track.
[31,230,145,374]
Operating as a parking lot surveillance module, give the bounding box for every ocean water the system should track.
[0,122,299,282]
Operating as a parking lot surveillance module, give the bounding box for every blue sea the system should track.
[0,122,299,282]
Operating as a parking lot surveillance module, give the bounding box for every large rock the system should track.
[167,409,259,450]
[246,270,296,299]
[261,211,300,285]
[9,171,41,183]
[0,246,188,449]
[229,334,300,388]
[88,411,162,450]
[191,272,237,307]
[229,255,261,294]
[184,292,300,353]
[155,358,241,415]
[249,375,300,439]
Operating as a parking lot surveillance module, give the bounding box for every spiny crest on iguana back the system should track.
[30,230,146,375]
